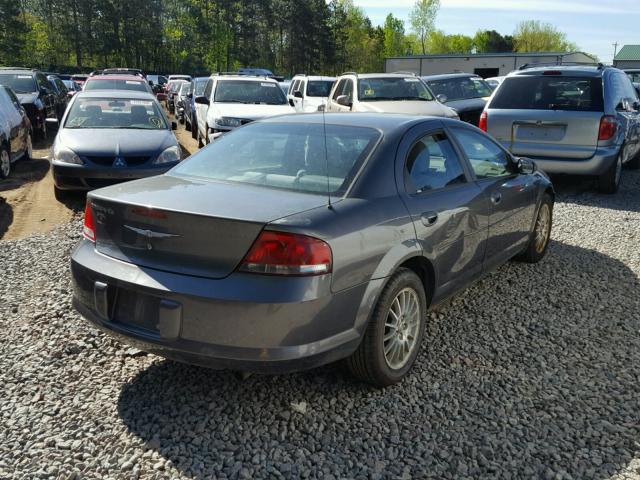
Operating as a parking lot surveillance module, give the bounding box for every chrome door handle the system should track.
[491,192,502,204]
[421,211,439,226]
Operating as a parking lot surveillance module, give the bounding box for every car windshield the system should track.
[170,122,379,194]
[194,79,207,96]
[358,77,434,101]
[62,80,76,90]
[169,82,185,93]
[490,76,604,112]
[214,80,287,104]
[306,80,334,97]
[426,77,493,101]
[65,97,167,129]
[84,79,148,92]
[0,73,37,94]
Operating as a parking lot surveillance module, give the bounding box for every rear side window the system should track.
[490,76,604,112]
[405,133,466,194]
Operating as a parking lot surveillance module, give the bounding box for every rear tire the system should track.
[598,154,622,194]
[191,116,198,139]
[515,193,553,264]
[197,128,204,148]
[346,268,426,387]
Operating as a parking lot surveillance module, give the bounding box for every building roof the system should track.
[386,51,595,60]
[614,45,640,62]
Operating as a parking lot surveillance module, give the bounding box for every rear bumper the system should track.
[52,161,177,191]
[519,145,619,176]
[70,240,372,373]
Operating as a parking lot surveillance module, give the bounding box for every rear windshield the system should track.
[627,72,640,83]
[306,80,334,97]
[358,77,433,102]
[426,77,492,101]
[85,79,148,92]
[0,74,37,94]
[490,76,604,112]
[214,80,287,104]
[170,123,380,195]
[65,97,166,129]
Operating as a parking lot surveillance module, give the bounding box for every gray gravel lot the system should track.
[1,171,639,480]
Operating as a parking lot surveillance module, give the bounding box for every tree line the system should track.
[0,0,583,76]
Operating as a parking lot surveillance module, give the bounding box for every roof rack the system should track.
[391,71,417,76]
[518,62,606,71]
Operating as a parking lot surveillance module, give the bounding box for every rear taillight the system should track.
[240,231,332,276]
[83,201,96,242]
[479,110,488,132]
[598,115,617,141]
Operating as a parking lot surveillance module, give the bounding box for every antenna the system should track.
[321,104,332,209]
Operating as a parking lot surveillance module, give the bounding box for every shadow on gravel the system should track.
[0,158,50,193]
[117,240,640,479]
[551,168,640,213]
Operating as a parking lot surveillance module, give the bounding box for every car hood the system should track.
[210,103,295,120]
[356,100,458,117]
[57,128,178,156]
[445,97,488,113]
[17,93,39,104]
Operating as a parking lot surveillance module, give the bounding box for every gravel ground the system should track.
[1,170,639,480]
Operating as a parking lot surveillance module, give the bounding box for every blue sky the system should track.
[354,0,640,63]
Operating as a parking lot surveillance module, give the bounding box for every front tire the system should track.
[0,144,10,179]
[598,154,622,194]
[347,268,426,387]
[516,193,553,264]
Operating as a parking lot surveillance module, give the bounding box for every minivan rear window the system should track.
[490,76,604,112]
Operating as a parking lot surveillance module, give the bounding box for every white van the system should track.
[287,75,336,112]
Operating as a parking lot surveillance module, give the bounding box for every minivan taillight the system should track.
[479,110,488,132]
[598,115,617,141]
[83,201,96,242]
[240,231,332,276]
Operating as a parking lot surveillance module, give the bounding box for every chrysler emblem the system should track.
[124,225,181,250]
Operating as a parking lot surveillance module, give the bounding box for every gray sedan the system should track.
[71,113,554,386]
[51,91,180,201]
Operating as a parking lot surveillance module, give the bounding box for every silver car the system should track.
[482,65,640,193]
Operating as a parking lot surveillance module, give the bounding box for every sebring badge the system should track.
[123,225,181,250]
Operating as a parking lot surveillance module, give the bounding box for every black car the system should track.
[0,68,61,140]
[422,73,494,126]
[0,86,32,178]
[47,75,70,120]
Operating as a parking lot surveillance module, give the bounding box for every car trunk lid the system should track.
[89,174,329,279]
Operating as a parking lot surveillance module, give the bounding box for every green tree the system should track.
[383,13,406,58]
[474,30,513,53]
[409,0,440,55]
[513,20,578,53]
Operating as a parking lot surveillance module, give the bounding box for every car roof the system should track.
[213,75,278,82]
[74,90,157,100]
[87,75,146,82]
[341,73,418,80]
[260,112,458,133]
[508,65,609,77]
[422,73,482,81]
[0,69,36,75]
[292,75,336,81]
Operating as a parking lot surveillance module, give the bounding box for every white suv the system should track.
[194,75,294,146]
[326,72,458,118]
[287,75,336,112]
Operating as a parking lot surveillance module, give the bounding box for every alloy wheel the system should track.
[535,203,551,253]
[383,287,421,370]
[0,149,10,177]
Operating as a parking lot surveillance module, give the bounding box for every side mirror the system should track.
[632,100,640,111]
[336,95,352,108]
[517,157,535,175]
[148,80,154,86]
[171,121,177,130]
[40,87,50,96]
[194,96,209,105]
[436,93,448,104]
[288,99,295,107]
[294,90,303,99]
[187,93,193,99]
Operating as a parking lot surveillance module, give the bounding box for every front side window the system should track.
[36,74,50,91]
[171,122,380,195]
[426,77,492,101]
[452,128,511,179]
[306,80,334,98]
[194,79,207,96]
[332,79,347,100]
[65,97,167,130]
[490,76,604,112]
[213,80,287,105]
[358,77,434,102]
[203,79,213,99]
[405,133,466,194]
[0,74,37,93]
